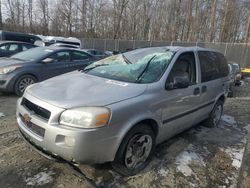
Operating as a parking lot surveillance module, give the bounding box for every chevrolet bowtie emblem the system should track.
[23,114,32,124]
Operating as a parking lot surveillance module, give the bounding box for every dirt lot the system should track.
[1,80,250,188]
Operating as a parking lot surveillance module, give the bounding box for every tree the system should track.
[0,0,2,29]
[0,0,248,42]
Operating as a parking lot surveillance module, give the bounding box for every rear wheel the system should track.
[112,124,155,176]
[14,75,37,96]
[204,100,223,127]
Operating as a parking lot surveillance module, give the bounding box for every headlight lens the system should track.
[60,107,111,128]
[0,65,22,74]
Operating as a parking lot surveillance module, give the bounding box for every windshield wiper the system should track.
[122,54,132,64]
[136,55,156,83]
[81,64,109,73]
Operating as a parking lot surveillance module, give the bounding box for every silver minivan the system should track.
[16,46,229,175]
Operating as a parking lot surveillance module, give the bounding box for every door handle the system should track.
[201,85,207,93]
[193,87,200,95]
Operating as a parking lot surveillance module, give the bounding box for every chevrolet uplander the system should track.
[17,46,229,175]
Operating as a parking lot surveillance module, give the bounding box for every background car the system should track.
[83,49,111,59]
[0,47,97,96]
[105,50,120,56]
[0,30,42,44]
[228,62,242,97]
[49,43,79,48]
[0,41,37,57]
[228,62,241,86]
[36,36,81,48]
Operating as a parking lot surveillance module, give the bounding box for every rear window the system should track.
[216,52,229,77]
[198,51,228,82]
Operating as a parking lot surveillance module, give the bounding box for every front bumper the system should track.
[16,94,120,164]
[0,73,16,92]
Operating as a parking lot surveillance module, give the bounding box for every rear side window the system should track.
[49,51,71,62]
[22,44,35,51]
[72,51,91,60]
[96,50,104,55]
[0,44,19,52]
[88,50,96,55]
[0,44,7,50]
[198,51,228,82]
[9,44,19,52]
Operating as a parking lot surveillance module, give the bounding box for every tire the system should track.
[14,75,37,96]
[203,100,224,127]
[112,124,155,176]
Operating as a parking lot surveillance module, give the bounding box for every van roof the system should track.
[143,46,220,52]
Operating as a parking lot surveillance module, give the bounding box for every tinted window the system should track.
[0,44,7,50]
[167,52,196,85]
[0,44,19,52]
[5,34,33,43]
[9,44,19,52]
[216,52,229,77]
[72,51,90,60]
[96,50,104,55]
[22,45,28,51]
[22,44,35,51]
[49,51,70,62]
[87,50,96,55]
[198,51,228,82]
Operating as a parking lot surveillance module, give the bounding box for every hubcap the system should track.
[19,78,35,93]
[213,105,222,125]
[125,134,152,169]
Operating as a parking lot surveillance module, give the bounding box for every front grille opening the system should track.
[21,98,51,121]
[20,114,45,138]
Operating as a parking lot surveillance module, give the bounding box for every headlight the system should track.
[0,65,22,74]
[60,107,111,128]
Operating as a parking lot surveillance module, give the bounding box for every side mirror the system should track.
[42,58,54,64]
[166,76,189,90]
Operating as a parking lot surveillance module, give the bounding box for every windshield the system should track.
[84,48,175,83]
[11,47,54,61]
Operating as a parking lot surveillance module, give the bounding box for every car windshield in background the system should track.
[11,47,53,61]
[84,48,175,83]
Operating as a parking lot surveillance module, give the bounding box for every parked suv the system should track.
[17,46,229,176]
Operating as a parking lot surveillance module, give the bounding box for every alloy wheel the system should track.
[18,77,35,93]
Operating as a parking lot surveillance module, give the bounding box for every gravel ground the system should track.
[0,79,250,188]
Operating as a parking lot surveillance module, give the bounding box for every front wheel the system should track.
[204,100,224,127]
[14,75,37,96]
[112,124,155,176]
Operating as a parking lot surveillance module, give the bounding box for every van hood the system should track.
[26,71,147,109]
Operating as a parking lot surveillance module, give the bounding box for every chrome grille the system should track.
[21,98,51,121]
